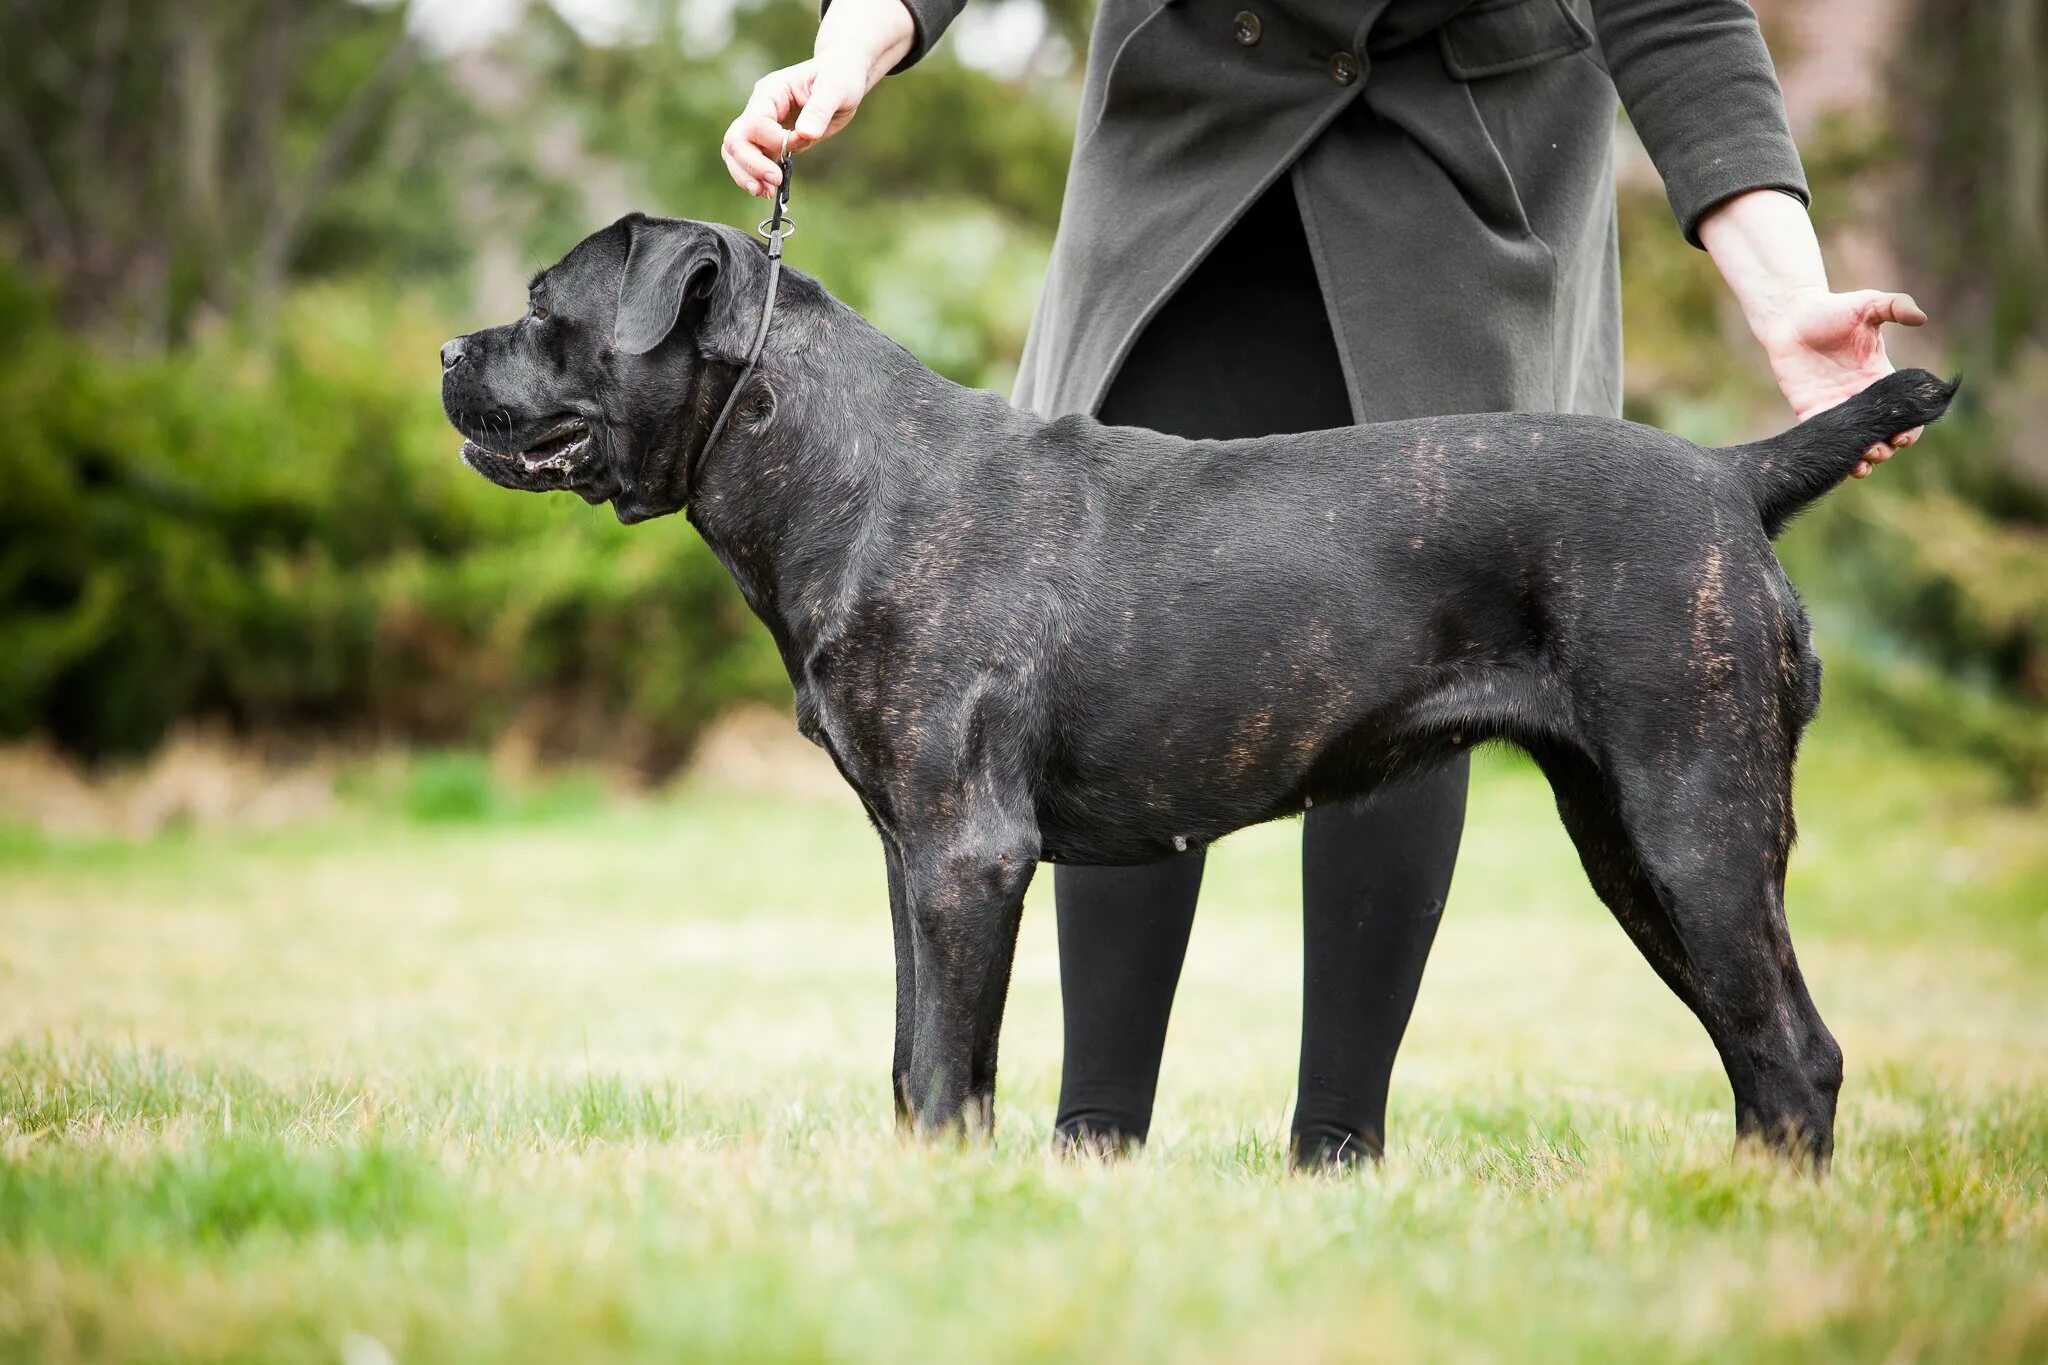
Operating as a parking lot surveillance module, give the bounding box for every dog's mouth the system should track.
[467,415,591,470]
[458,415,610,499]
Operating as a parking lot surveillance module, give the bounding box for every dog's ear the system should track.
[614,215,725,356]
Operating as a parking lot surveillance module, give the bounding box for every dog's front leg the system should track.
[883,841,916,1128]
[898,826,1038,1137]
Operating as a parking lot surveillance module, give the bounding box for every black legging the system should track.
[1053,180,1471,1167]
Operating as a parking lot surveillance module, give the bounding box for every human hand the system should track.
[1698,192,1934,481]
[720,0,915,197]
[1756,287,1929,478]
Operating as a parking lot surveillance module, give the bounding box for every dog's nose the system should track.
[440,337,467,371]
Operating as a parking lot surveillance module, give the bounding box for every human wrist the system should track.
[1747,283,1831,354]
[816,0,916,88]
[1698,190,1829,343]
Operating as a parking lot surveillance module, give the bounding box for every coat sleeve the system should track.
[818,0,969,73]
[1588,0,1809,246]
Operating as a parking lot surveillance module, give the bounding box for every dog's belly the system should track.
[1038,704,1429,865]
[1035,721,1342,865]
[1036,643,1555,867]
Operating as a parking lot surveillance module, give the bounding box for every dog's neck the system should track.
[682,279,1016,675]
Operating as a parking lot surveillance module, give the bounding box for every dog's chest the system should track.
[790,609,1045,821]
[792,674,948,826]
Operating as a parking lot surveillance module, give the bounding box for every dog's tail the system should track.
[1728,369,1960,537]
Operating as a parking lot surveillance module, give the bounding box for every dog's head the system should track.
[439,214,760,524]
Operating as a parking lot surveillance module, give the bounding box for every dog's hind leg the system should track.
[1534,743,1843,1167]
[1534,744,1696,998]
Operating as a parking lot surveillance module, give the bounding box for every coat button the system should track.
[1232,10,1261,45]
[1330,50,1360,84]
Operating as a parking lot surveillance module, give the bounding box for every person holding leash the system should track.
[723,0,1926,1167]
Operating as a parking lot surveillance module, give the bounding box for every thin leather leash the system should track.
[700,139,796,460]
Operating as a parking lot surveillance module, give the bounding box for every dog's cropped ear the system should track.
[614,215,725,356]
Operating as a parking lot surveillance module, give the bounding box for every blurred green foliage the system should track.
[0,269,784,768]
[399,752,509,823]
[1859,0,2048,737]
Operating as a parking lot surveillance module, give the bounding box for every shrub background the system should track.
[0,273,779,770]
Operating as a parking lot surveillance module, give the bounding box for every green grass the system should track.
[2,707,2045,1363]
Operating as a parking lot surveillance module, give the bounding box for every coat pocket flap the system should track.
[1438,0,1593,79]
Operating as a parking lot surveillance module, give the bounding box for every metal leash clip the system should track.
[757,134,796,255]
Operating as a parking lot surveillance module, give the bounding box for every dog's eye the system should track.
[529,306,551,322]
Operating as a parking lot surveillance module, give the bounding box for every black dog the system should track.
[441,214,1955,1164]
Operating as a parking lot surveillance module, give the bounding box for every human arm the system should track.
[1592,0,1927,473]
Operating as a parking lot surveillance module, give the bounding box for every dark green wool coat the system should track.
[891,0,1807,423]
